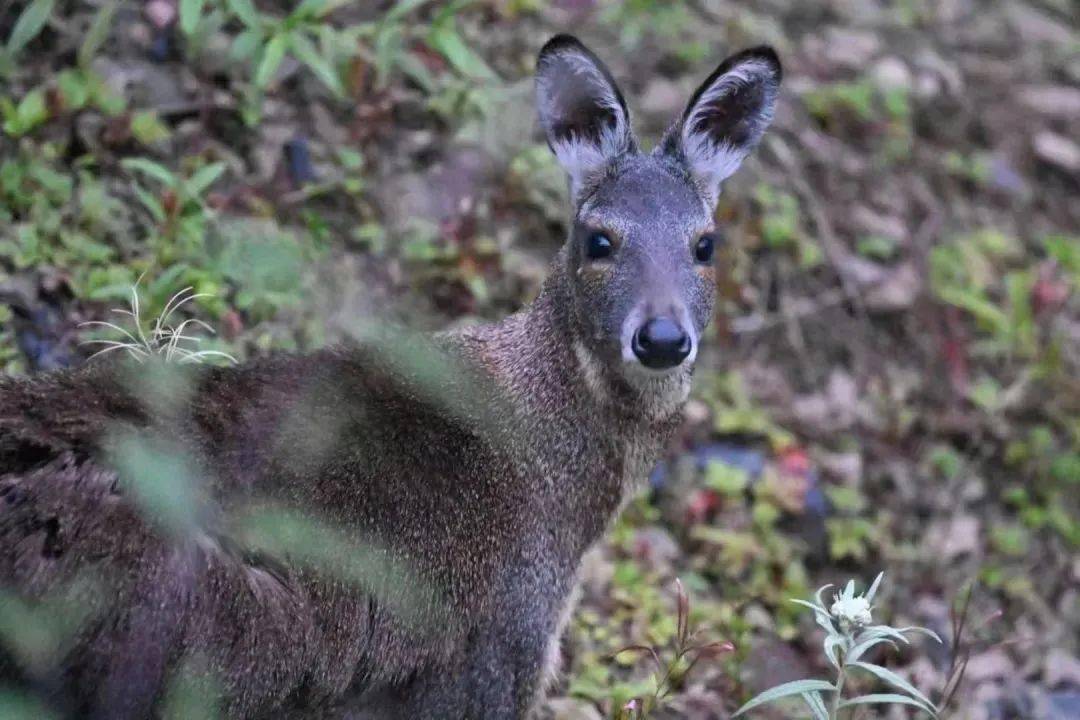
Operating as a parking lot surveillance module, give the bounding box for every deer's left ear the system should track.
[660,47,781,204]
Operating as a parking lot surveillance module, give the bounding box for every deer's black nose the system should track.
[632,317,691,370]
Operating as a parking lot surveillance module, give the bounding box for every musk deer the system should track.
[0,35,781,719]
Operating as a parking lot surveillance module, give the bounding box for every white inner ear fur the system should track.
[537,51,630,198]
[680,58,777,200]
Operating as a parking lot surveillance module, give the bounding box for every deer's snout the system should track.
[631,317,692,370]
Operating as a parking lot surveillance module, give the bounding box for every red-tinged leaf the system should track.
[778,446,811,476]
[1032,261,1070,316]
[686,488,719,525]
[675,578,689,645]
[689,640,736,658]
[942,306,970,394]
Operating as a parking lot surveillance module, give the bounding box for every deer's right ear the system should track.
[535,35,635,200]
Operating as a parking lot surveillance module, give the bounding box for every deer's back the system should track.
[0,345,529,717]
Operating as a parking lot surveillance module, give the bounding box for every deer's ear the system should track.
[535,35,635,199]
[662,47,781,204]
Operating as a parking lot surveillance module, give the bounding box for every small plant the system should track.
[80,283,236,365]
[613,579,735,719]
[181,0,351,99]
[122,157,227,254]
[734,572,942,719]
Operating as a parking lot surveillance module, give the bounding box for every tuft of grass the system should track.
[80,282,237,365]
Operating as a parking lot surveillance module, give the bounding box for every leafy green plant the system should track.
[802,79,914,161]
[613,580,735,720]
[1,66,127,137]
[600,0,702,61]
[734,573,942,719]
[823,486,880,562]
[1001,425,1080,546]
[0,141,133,298]
[360,0,499,123]
[930,230,1039,359]
[214,0,349,96]
[752,183,821,268]
[123,157,227,254]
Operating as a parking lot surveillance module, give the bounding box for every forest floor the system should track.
[0,1,1078,718]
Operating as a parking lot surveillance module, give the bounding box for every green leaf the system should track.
[290,31,344,98]
[294,0,329,18]
[122,158,178,187]
[185,162,227,197]
[847,661,936,712]
[824,634,846,670]
[79,0,118,68]
[254,33,289,88]
[854,626,911,646]
[891,626,944,644]
[383,0,430,25]
[5,0,55,56]
[373,23,403,87]
[846,635,899,665]
[791,598,837,635]
[130,111,171,145]
[802,691,830,720]
[427,15,497,82]
[4,88,49,135]
[937,286,1009,334]
[396,51,436,92]
[226,0,262,28]
[230,28,263,62]
[732,680,837,717]
[180,0,207,36]
[132,186,166,223]
[839,694,938,716]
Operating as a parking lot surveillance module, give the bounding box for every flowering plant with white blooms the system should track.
[734,572,943,719]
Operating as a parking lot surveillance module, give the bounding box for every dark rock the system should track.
[285,137,316,187]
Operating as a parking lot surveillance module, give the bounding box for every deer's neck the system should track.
[457,261,681,551]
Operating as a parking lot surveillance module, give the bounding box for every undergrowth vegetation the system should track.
[1,0,1077,718]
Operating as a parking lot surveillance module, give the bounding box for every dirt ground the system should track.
[1,1,1077,718]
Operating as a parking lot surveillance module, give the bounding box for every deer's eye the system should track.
[585,232,614,260]
[694,233,718,264]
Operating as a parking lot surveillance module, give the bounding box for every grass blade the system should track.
[78,0,118,67]
[255,32,289,88]
[290,31,345,98]
[226,0,262,28]
[122,158,177,187]
[6,0,55,56]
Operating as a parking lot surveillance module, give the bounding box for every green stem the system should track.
[831,666,846,720]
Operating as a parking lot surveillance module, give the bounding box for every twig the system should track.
[768,133,868,322]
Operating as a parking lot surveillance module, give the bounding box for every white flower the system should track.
[831,595,873,627]
[830,578,875,628]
